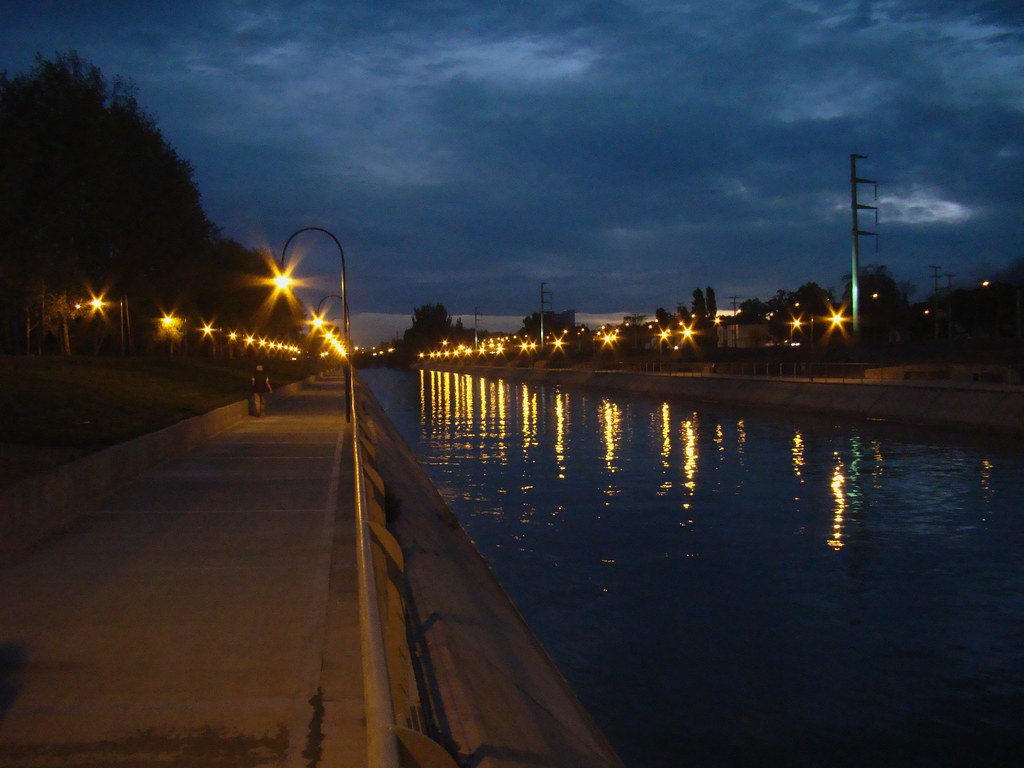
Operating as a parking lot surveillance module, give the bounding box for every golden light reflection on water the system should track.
[599,398,622,474]
[497,379,507,442]
[792,431,805,479]
[658,403,673,496]
[661,403,672,462]
[522,384,538,452]
[981,459,993,502]
[682,415,698,495]
[479,377,487,423]
[419,368,426,422]
[443,371,454,423]
[416,372,923,549]
[555,390,568,479]
[829,453,846,549]
[871,441,884,488]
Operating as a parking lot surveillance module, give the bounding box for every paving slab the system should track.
[0,373,364,768]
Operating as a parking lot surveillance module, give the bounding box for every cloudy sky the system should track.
[3,1,1022,343]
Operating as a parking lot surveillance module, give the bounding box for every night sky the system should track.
[3,1,1022,344]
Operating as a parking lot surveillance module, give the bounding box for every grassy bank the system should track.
[1,355,329,450]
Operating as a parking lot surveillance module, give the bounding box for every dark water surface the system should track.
[361,367,1024,767]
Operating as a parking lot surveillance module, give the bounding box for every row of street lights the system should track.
[155,313,304,358]
[417,310,850,360]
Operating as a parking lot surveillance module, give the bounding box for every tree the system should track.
[842,264,910,343]
[737,298,768,324]
[403,303,453,350]
[768,282,834,344]
[691,289,708,323]
[689,288,717,350]
[518,310,572,343]
[705,286,718,320]
[0,51,217,353]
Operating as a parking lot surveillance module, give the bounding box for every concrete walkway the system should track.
[0,373,365,767]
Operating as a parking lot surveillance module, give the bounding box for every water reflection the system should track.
[682,415,697,496]
[829,453,846,549]
[792,430,805,479]
[658,403,672,496]
[522,384,537,453]
[599,399,623,493]
[554,389,568,480]
[365,368,1024,768]
[414,369,1021,557]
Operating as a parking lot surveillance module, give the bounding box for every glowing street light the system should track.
[157,313,184,357]
[270,266,295,295]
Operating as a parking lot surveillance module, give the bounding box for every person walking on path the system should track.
[250,364,272,416]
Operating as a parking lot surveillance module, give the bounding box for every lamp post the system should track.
[313,293,345,357]
[280,227,351,420]
[316,293,345,317]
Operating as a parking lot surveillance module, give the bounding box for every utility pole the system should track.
[540,282,552,350]
[946,273,955,338]
[929,265,941,340]
[474,306,479,351]
[850,154,878,337]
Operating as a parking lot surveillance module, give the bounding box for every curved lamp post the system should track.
[280,227,351,420]
[312,293,346,357]
[316,293,345,316]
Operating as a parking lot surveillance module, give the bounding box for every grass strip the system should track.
[0,355,330,449]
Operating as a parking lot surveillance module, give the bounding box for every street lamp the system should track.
[313,294,345,334]
[280,227,350,419]
[199,321,220,358]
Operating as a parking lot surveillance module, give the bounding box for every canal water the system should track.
[360,367,1024,767]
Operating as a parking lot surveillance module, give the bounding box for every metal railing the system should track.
[351,371,401,767]
[351,371,459,768]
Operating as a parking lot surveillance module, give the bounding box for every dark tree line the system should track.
[0,51,301,355]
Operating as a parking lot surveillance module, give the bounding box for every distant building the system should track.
[717,323,771,348]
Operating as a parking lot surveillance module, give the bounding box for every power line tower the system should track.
[850,154,879,336]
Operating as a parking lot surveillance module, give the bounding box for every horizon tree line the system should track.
[0,51,305,356]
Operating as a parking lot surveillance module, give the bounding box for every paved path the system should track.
[0,373,365,767]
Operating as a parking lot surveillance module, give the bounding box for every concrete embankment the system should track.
[0,377,311,563]
[423,364,1024,437]
[356,379,624,768]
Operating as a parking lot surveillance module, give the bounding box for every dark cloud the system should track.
[2,0,1021,341]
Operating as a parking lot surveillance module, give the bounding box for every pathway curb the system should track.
[0,376,312,563]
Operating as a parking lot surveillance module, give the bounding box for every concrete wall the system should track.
[0,377,312,563]
[355,380,624,767]
[423,364,1024,437]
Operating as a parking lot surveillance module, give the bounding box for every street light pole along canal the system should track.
[279,226,352,420]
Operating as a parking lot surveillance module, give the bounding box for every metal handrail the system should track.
[351,371,401,767]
